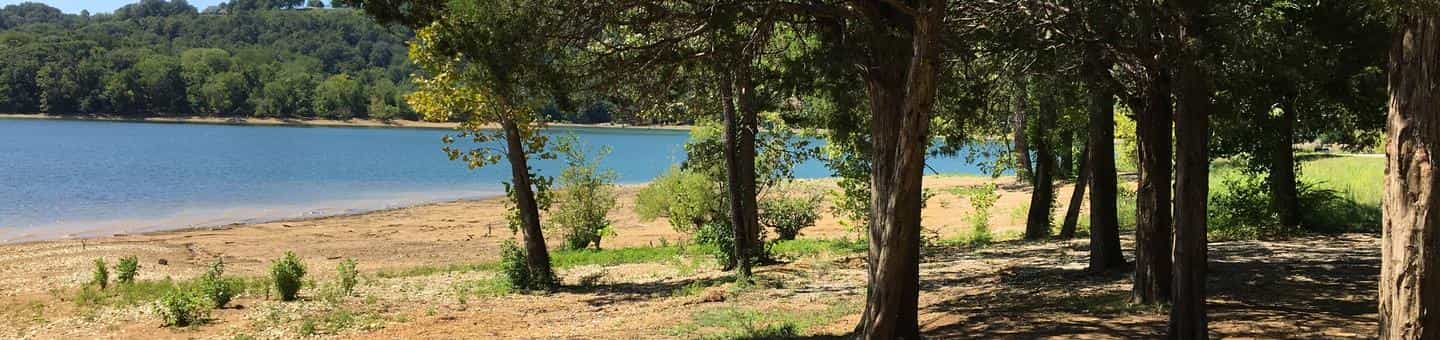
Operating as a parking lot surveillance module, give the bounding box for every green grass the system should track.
[769,238,867,258]
[1296,154,1382,207]
[1209,154,1382,237]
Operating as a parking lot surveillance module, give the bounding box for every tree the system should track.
[312,74,362,119]
[1025,77,1058,240]
[345,0,573,290]
[197,72,249,115]
[1083,40,1124,272]
[1380,3,1440,339]
[1168,0,1216,336]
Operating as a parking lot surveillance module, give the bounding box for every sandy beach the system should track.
[0,114,692,131]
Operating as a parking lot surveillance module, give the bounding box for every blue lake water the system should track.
[0,119,996,241]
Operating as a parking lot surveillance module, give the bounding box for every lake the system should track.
[0,119,997,242]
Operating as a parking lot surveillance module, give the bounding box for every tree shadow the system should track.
[915,234,1378,338]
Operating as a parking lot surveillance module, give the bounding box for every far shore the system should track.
[0,113,693,132]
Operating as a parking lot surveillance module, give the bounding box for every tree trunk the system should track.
[854,3,944,339]
[1060,145,1090,239]
[502,119,553,286]
[1027,86,1057,240]
[1084,44,1124,272]
[1270,100,1299,230]
[1013,76,1033,183]
[1134,57,1174,305]
[1169,0,1212,336]
[1059,132,1076,179]
[720,71,754,277]
[1380,12,1440,340]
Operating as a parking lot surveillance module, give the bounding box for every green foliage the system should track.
[114,256,139,285]
[198,259,242,308]
[0,3,415,117]
[337,258,359,296]
[91,258,109,290]
[1208,176,1284,241]
[758,192,822,241]
[313,74,364,119]
[959,184,1000,246]
[636,167,725,235]
[152,289,209,327]
[550,135,619,250]
[498,240,555,291]
[270,251,307,301]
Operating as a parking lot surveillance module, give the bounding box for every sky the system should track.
[0,0,227,14]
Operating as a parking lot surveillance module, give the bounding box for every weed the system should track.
[153,289,209,327]
[198,259,242,308]
[114,256,139,285]
[91,258,109,290]
[271,251,307,301]
[337,258,359,296]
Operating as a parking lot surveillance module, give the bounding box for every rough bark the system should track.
[1270,100,1299,230]
[1380,12,1440,340]
[1027,87,1057,240]
[1134,50,1174,305]
[502,119,553,284]
[1060,145,1090,239]
[853,2,944,338]
[1084,44,1124,272]
[1013,77,1034,183]
[1169,0,1212,336]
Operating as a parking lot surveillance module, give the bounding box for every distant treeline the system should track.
[0,0,633,124]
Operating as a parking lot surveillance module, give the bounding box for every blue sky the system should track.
[0,0,227,14]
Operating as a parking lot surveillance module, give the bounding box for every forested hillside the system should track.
[0,1,417,119]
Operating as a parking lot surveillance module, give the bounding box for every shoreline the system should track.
[0,113,693,132]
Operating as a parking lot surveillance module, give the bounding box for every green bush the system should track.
[198,259,242,308]
[1208,176,1284,241]
[270,252,307,301]
[964,184,999,246]
[759,194,822,241]
[153,290,209,327]
[114,255,140,285]
[337,258,359,296]
[499,240,555,291]
[92,258,109,290]
[551,135,619,250]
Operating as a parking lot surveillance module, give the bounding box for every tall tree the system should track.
[1012,76,1034,182]
[1380,3,1440,339]
[1083,41,1125,271]
[1129,1,1173,305]
[344,0,572,290]
[1168,0,1215,336]
[1026,77,1058,240]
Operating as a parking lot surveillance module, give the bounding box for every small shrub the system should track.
[499,240,555,291]
[91,258,109,290]
[965,184,999,246]
[337,258,359,296]
[198,259,242,308]
[759,193,822,241]
[270,251,307,301]
[153,290,209,327]
[114,256,139,285]
[551,135,619,250]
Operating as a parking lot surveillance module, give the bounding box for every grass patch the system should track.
[769,238,867,258]
[1209,154,1381,238]
[669,299,857,339]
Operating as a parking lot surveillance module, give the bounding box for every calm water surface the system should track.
[0,119,994,241]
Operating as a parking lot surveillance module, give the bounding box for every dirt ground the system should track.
[0,175,1379,339]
